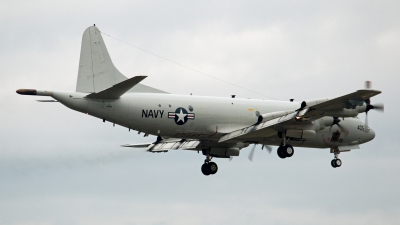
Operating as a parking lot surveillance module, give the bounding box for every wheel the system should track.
[208,162,218,175]
[277,146,286,159]
[282,145,294,157]
[201,163,211,176]
[331,159,336,168]
[334,158,342,167]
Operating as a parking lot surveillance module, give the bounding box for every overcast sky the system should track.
[1,1,399,224]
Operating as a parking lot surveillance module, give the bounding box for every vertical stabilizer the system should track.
[76,26,126,93]
[76,26,167,94]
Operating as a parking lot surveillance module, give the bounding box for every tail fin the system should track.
[76,26,167,94]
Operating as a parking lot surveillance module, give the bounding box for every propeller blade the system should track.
[248,144,256,162]
[364,97,383,132]
[365,81,371,89]
[372,103,384,112]
[264,145,273,153]
[362,82,383,133]
[261,144,273,154]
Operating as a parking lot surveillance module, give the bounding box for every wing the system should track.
[219,89,382,143]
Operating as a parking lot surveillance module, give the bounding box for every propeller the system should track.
[364,99,384,131]
[364,81,384,132]
[248,144,273,162]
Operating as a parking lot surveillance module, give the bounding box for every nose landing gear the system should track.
[331,148,342,168]
[331,158,342,168]
[201,156,218,176]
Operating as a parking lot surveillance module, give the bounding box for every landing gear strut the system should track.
[331,148,342,168]
[201,156,218,176]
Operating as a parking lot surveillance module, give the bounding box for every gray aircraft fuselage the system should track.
[51,91,375,150]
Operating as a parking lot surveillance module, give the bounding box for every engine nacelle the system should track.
[258,111,293,123]
[304,98,330,107]
[316,117,350,131]
[324,105,367,117]
[286,129,316,139]
[304,98,367,118]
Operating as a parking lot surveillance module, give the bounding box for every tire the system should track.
[331,159,336,168]
[277,147,286,159]
[208,162,218,175]
[201,163,211,176]
[334,159,342,167]
[283,145,294,157]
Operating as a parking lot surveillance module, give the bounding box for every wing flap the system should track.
[122,139,201,152]
[147,140,201,152]
[219,111,297,143]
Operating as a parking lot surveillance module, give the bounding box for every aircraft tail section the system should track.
[76,26,167,94]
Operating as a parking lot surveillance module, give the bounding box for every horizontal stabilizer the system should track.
[86,76,147,99]
[36,100,59,102]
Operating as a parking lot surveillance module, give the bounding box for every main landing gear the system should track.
[277,144,294,158]
[331,148,342,168]
[277,132,294,159]
[201,156,218,176]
